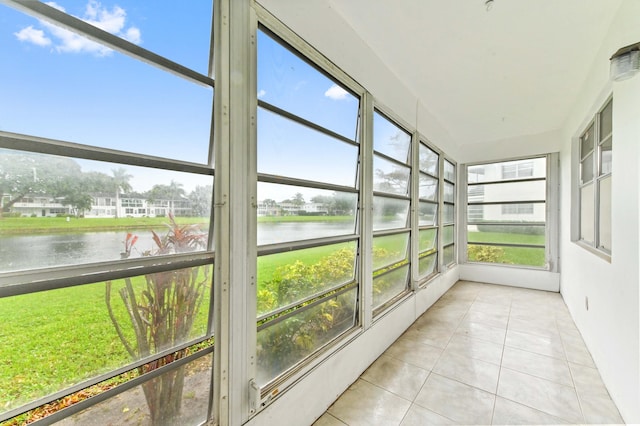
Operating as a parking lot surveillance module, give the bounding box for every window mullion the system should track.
[360,92,374,330]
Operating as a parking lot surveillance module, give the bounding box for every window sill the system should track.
[573,240,611,263]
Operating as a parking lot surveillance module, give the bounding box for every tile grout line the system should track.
[490,291,513,425]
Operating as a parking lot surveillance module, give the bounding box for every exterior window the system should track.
[256,28,361,390]
[417,142,439,281]
[466,157,547,267]
[577,98,612,254]
[0,2,215,424]
[372,111,412,315]
[442,159,456,266]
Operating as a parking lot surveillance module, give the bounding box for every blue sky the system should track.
[0,2,404,200]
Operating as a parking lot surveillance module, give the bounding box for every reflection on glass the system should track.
[467,244,545,267]
[443,244,455,265]
[373,233,409,271]
[373,197,410,231]
[373,111,411,163]
[418,253,437,278]
[256,183,357,245]
[581,153,594,183]
[0,149,212,273]
[373,265,409,311]
[444,182,455,203]
[258,107,358,187]
[419,143,438,176]
[59,353,213,426]
[257,30,359,140]
[373,155,410,195]
[467,180,546,203]
[256,287,357,386]
[419,228,437,252]
[581,124,594,158]
[1,11,213,162]
[257,242,356,316]
[443,203,454,224]
[418,202,437,226]
[600,137,612,176]
[469,158,546,182]
[443,225,455,246]
[467,225,545,245]
[598,176,611,251]
[444,160,456,183]
[580,184,595,243]
[0,265,212,413]
[600,100,612,139]
[419,174,438,201]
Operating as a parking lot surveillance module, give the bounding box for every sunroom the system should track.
[0,0,638,425]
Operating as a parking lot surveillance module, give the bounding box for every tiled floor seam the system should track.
[491,298,513,425]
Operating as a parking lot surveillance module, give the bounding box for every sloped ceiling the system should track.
[259,0,621,146]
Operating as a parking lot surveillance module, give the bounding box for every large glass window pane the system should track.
[469,203,545,223]
[419,144,438,176]
[581,153,594,183]
[373,233,409,271]
[257,242,356,316]
[443,244,455,265]
[419,228,437,252]
[257,183,357,246]
[581,124,595,159]
[257,30,359,140]
[599,176,611,251]
[257,287,357,386]
[373,196,410,231]
[419,174,438,201]
[468,224,545,245]
[467,180,546,203]
[444,160,456,183]
[0,150,212,274]
[600,137,612,176]
[373,155,410,195]
[443,225,455,246]
[419,202,437,226]
[600,100,612,139]
[580,184,595,243]
[373,112,411,163]
[418,253,437,278]
[1,6,213,163]
[468,244,545,267]
[444,182,455,203]
[258,108,358,187]
[443,203,455,224]
[58,353,213,426]
[469,158,546,183]
[0,265,212,413]
[373,265,409,310]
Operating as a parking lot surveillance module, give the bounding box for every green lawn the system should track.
[467,231,545,267]
[0,216,208,234]
[257,215,352,223]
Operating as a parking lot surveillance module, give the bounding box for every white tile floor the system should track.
[314,281,624,425]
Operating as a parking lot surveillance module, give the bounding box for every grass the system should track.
[257,215,352,223]
[0,269,212,414]
[467,231,546,267]
[0,216,209,235]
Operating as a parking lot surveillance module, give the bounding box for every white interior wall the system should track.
[558,0,640,422]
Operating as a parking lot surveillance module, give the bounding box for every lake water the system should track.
[0,221,357,273]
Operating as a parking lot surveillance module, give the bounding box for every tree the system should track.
[292,192,305,207]
[188,185,213,218]
[111,167,133,219]
[106,216,210,424]
[0,150,80,215]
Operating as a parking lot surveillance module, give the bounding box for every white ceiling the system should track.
[264,0,622,145]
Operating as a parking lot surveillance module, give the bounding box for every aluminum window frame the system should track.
[575,97,613,258]
[0,0,218,423]
[415,139,440,285]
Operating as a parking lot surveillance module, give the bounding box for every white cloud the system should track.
[14,26,52,46]
[324,84,349,101]
[257,89,266,98]
[15,1,142,56]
